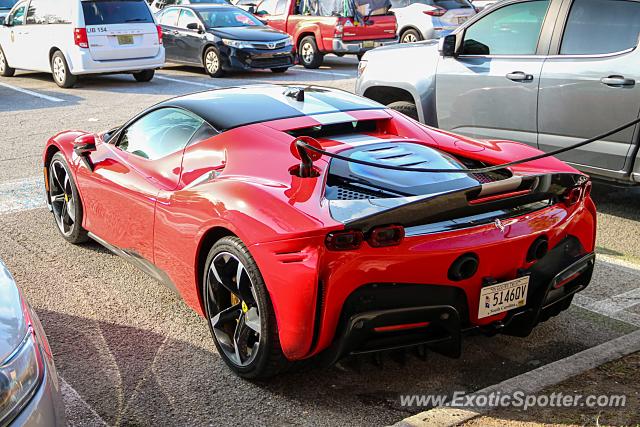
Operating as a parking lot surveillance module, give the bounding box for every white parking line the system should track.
[292,67,355,78]
[0,81,64,102]
[60,376,109,427]
[0,176,45,214]
[155,75,220,88]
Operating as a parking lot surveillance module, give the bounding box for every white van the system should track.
[0,0,165,87]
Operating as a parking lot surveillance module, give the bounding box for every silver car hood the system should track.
[0,260,28,362]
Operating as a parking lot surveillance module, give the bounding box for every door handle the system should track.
[506,71,534,82]
[600,75,635,87]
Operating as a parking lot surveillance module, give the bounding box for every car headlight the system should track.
[0,330,43,424]
[357,59,367,78]
[221,38,253,49]
[283,35,293,46]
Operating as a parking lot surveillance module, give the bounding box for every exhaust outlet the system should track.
[448,253,479,281]
[527,236,549,262]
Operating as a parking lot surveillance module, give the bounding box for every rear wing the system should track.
[329,173,588,232]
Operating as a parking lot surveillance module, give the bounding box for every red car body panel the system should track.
[43,87,596,361]
[258,0,397,54]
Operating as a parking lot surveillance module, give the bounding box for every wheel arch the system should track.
[399,25,421,38]
[362,85,435,126]
[195,226,237,313]
[296,31,319,52]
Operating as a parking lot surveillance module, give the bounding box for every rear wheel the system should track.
[48,153,88,244]
[400,29,422,43]
[0,46,15,77]
[51,51,77,88]
[388,101,419,121]
[203,237,290,379]
[270,67,289,73]
[298,36,323,69]
[133,69,155,82]
[203,47,224,78]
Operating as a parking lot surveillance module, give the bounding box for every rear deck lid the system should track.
[82,0,160,61]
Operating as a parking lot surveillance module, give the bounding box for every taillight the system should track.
[368,225,405,248]
[156,24,163,44]
[325,230,364,251]
[74,28,88,48]
[424,7,446,16]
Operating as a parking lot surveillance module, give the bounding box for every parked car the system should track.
[0,0,17,24]
[43,84,596,378]
[253,0,398,68]
[0,0,164,88]
[157,4,294,76]
[390,0,476,43]
[149,0,229,14]
[0,260,65,426]
[357,0,640,185]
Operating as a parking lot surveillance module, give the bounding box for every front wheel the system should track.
[298,36,323,69]
[203,237,290,379]
[388,101,419,121]
[133,69,155,82]
[0,46,15,77]
[51,51,77,88]
[400,29,422,43]
[203,47,224,78]
[48,153,89,244]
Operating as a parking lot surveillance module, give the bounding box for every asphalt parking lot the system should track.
[1,57,640,426]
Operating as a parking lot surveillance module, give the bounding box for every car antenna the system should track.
[284,86,306,102]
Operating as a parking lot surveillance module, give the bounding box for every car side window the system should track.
[274,0,287,14]
[178,8,199,28]
[160,8,180,25]
[117,108,205,160]
[258,0,278,14]
[461,0,549,55]
[560,0,640,55]
[25,0,72,25]
[8,2,26,26]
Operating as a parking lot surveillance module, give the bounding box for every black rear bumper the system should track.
[323,237,595,364]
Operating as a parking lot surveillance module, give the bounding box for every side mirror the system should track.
[247,5,256,13]
[74,133,97,157]
[439,33,458,57]
[186,22,203,33]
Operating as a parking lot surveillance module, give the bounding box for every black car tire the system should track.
[270,67,289,73]
[400,29,422,43]
[0,46,15,77]
[388,101,419,121]
[298,36,323,69]
[133,69,155,82]
[203,46,224,78]
[51,51,77,88]
[48,152,89,244]
[203,237,290,379]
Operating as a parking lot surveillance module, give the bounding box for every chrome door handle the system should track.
[600,75,635,87]
[506,71,534,82]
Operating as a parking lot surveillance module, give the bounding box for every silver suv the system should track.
[356,0,640,185]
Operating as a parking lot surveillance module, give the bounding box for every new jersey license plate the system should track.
[478,276,529,319]
[117,35,134,45]
[362,40,375,48]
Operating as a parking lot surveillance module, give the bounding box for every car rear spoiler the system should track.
[330,172,588,232]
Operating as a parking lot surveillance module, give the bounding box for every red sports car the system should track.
[43,85,596,378]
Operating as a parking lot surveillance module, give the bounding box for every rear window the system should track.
[82,0,154,25]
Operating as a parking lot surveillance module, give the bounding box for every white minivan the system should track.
[0,0,165,87]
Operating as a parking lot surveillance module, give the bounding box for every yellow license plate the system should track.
[117,35,134,45]
[362,40,375,48]
[478,276,529,319]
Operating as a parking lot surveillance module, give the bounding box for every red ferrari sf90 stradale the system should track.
[43,85,596,378]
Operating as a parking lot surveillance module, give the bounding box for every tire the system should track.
[298,36,323,69]
[270,67,289,73]
[50,51,77,88]
[388,101,419,121]
[48,152,89,244]
[203,46,224,78]
[0,46,15,77]
[133,69,155,82]
[400,29,422,43]
[203,237,290,379]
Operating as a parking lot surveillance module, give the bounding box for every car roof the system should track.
[157,85,385,131]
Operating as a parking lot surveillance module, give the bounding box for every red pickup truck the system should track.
[252,0,398,68]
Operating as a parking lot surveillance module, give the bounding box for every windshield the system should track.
[0,0,17,10]
[82,0,154,25]
[198,9,263,27]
